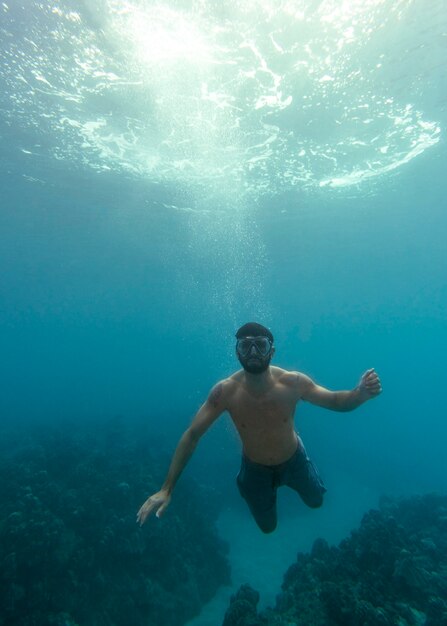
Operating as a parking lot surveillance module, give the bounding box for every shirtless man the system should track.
[137,322,382,533]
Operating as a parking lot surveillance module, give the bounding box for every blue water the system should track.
[1,1,446,623]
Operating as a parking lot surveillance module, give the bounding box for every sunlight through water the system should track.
[0,0,444,205]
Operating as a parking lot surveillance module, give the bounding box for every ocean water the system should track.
[1,1,446,624]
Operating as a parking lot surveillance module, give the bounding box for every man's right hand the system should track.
[136,489,171,525]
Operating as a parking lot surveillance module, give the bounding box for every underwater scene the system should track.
[1,1,446,625]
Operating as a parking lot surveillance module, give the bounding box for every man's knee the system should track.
[303,492,325,509]
[257,518,277,534]
[251,508,277,533]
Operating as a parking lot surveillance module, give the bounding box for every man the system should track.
[137,322,382,533]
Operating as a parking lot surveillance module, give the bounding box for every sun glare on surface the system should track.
[122,5,213,66]
[1,0,442,201]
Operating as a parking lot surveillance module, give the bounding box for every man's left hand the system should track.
[358,368,382,398]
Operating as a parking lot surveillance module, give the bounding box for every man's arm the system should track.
[136,382,226,525]
[299,368,382,412]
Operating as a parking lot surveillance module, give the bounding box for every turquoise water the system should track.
[1,1,446,624]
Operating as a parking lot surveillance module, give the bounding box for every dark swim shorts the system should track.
[236,438,327,533]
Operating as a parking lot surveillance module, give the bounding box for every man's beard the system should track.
[238,354,272,374]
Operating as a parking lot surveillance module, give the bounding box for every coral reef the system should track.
[222,494,447,626]
[0,418,230,626]
[223,584,261,626]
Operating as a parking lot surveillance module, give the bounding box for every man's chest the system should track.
[228,388,297,426]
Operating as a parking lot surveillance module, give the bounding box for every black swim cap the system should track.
[235,322,274,343]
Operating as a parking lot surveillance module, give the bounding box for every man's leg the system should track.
[282,441,327,508]
[237,457,278,533]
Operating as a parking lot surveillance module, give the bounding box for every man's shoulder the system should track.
[272,366,302,383]
[228,369,242,380]
[210,374,239,396]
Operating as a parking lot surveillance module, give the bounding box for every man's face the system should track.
[236,336,274,374]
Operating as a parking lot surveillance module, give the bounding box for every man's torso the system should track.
[223,366,303,465]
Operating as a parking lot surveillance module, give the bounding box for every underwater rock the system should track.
[222,584,262,626]
[392,550,432,593]
[222,494,447,626]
